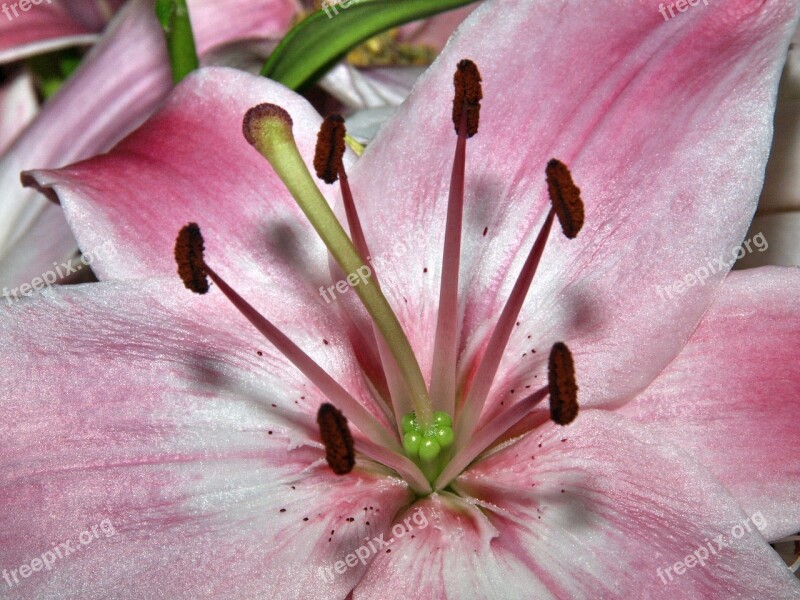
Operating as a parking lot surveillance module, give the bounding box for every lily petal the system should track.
[342,0,799,418]
[0,280,412,598]
[24,67,338,285]
[0,0,97,64]
[2,0,295,290]
[356,411,800,599]
[621,266,800,541]
[0,70,37,153]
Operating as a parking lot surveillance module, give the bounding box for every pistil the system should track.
[243,105,436,431]
[314,114,413,436]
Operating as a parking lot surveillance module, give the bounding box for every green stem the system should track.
[155,0,199,84]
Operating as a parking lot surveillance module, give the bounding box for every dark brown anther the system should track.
[452,59,482,138]
[175,223,209,294]
[317,403,355,475]
[546,159,584,239]
[314,114,347,184]
[548,342,579,425]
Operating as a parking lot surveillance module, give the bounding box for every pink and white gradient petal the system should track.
[24,67,343,290]
[621,267,800,541]
[0,279,412,599]
[0,69,36,153]
[355,411,800,599]
[0,0,97,65]
[1,0,296,291]
[342,0,798,423]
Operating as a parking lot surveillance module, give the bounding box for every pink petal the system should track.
[342,0,798,421]
[0,1,97,64]
[620,267,800,541]
[356,411,800,598]
[0,70,36,153]
[0,280,412,598]
[0,0,166,291]
[396,5,476,50]
[62,0,125,31]
[188,0,296,56]
[21,65,394,418]
[23,67,338,286]
[2,0,295,290]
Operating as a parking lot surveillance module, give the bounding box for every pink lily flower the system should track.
[5,0,800,597]
[0,0,297,294]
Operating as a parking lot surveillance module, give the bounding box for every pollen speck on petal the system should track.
[317,403,355,475]
[175,223,209,294]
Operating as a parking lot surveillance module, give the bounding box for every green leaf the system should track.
[261,0,481,90]
[155,0,199,84]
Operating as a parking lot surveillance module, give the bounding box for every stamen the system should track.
[452,59,482,138]
[546,159,584,239]
[430,60,481,416]
[313,116,413,436]
[243,103,435,431]
[174,222,209,294]
[454,160,585,451]
[437,343,579,489]
[314,114,346,185]
[173,224,403,455]
[548,342,579,425]
[453,210,554,449]
[317,403,355,475]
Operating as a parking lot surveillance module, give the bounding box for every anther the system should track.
[548,342,579,425]
[314,114,346,184]
[546,159,584,239]
[452,59,482,137]
[317,403,355,475]
[174,222,209,294]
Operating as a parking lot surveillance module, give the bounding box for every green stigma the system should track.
[402,411,454,470]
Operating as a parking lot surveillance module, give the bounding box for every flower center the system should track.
[173,59,584,494]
